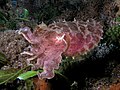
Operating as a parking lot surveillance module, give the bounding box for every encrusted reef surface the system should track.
[90,64,120,90]
[0,30,29,70]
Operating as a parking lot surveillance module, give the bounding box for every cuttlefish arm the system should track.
[18,27,37,44]
[21,51,34,56]
[18,27,39,65]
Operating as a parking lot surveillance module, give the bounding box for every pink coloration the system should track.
[18,19,103,79]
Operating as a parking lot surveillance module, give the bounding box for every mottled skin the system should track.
[19,24,67,79]
[18,19,103,79]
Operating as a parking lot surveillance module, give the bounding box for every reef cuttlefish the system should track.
[18,19,103,79]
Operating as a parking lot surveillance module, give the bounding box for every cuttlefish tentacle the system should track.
[26,55,38,65]
[18,27,37,44]
[21,51,34,56]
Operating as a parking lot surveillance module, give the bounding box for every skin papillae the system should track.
[18,19,103,79]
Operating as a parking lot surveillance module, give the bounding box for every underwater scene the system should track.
[0,0,120,90]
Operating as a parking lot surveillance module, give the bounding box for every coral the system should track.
[19,19,103,79]
[105,17,120,44]
[110,83,120,90]
[33,77,51,90]
[92,43,114,59]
